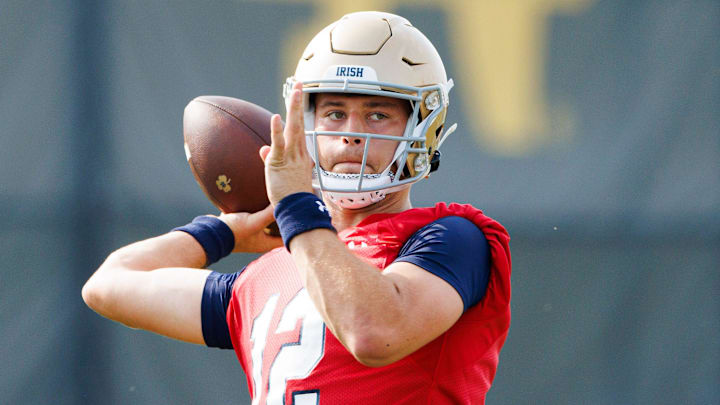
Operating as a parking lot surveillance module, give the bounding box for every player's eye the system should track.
[368,112,388,121]
[327,111,345,120]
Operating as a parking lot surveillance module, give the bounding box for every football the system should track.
[183,96,279,234]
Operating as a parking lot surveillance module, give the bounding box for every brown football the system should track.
[183,96,279,234]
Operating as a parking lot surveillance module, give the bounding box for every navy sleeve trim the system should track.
[201,270,243,349]
[393,216,490,311]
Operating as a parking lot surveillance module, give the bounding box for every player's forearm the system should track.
[289,229,411,366]
[100,231,207,272]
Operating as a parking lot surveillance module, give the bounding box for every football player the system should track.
[83,11,511,404]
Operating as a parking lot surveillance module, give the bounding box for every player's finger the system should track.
[246,204,276,229]
[284,82,306,154]
[258,145,271,163]
[267,114,285,164]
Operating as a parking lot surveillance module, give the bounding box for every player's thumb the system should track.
[259,145,271,162]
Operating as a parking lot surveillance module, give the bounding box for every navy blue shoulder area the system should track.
[393,216,490,311]
[202,270,243,349]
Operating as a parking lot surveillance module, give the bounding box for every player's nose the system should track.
[342,136,363,145]
[341,112,366,145]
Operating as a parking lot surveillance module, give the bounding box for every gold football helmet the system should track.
[284,11,456,208]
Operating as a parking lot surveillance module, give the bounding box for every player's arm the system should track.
[82,231,210,344]
[82,205,281,344]
[289,220,488,367]
[291,231,460,366]
[263,83,486,366]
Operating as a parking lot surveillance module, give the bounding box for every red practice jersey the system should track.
[225,202,512,404]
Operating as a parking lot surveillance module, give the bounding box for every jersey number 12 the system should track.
[250,289,325,405]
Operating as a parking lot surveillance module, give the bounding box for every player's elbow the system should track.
[81,277,104,312]
[81,255,121,314]
[346,331,405,368]
[81,271,113,314]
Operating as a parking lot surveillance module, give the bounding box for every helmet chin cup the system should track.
[312,168,392,191]
[323,190,387,209]
[314,169,403,209]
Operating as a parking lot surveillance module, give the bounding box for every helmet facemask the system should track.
[283,76,454,209]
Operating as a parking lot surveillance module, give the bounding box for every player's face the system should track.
[313,93,411,175]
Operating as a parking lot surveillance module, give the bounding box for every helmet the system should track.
[284,11,457,209]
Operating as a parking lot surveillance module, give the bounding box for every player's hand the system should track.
[259,81,314,206]
[218,204,283,253]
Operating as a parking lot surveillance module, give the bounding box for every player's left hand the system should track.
[259,81,314,206]
[218,204,283,253]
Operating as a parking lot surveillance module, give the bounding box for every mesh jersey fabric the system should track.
[225,202,511,404]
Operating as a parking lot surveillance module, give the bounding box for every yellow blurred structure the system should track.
[278,0,594,155]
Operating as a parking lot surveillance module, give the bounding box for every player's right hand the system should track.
[218,204,283,253]
[260,81,314,206]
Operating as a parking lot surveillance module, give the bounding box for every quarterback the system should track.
[82,11,511,404]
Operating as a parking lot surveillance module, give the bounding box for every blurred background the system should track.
[1,0,718,404]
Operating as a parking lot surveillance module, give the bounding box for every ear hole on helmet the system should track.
[434,124,444,147]
[430,150,441,173]
[402,163,411,178]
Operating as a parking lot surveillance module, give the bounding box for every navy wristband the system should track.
[274,192,336,251]
[172,216,235,267]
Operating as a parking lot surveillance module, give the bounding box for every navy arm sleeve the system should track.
[201,270,243,349]
[393,216,490,312]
